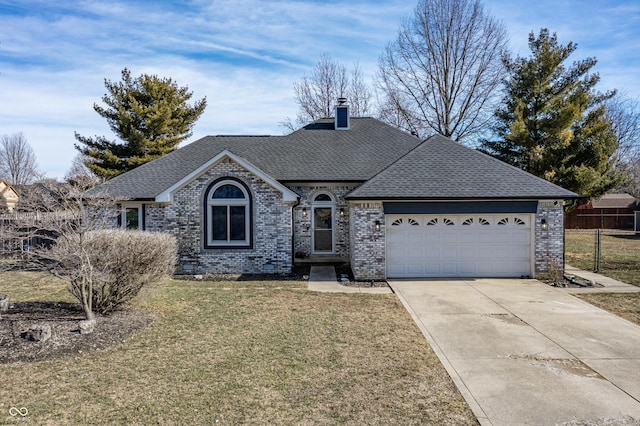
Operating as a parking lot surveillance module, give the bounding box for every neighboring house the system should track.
[0,180,18,212]
[565,193,639,231]
[91,104,578,280]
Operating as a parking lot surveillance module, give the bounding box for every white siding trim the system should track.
[155,149,299,203]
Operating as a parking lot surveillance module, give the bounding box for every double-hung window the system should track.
[205,180,251,248]
[120,204,143,230]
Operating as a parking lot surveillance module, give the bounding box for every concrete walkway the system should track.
[307,265,392,294]
[389,278,640,426]
[564,265,640,293]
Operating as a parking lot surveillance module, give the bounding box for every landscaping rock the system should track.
[24,324,51,342]
[79,319,96,335]
[0,295,8,312]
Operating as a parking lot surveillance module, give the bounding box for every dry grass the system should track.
[0,271,74,302]
[575,293,640,326]
[0,273,476,425]
[565,231,640,286]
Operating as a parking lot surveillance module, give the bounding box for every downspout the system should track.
[291,197,301,273]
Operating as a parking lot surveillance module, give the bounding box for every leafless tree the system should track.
[0,133,43,186]
[605,95,640,197]
[2,181,176,324]
[348,63,373,117]
[607,95,640,164]
[282,54,373,130]
[64,153,103,188]
[377,0,508,142]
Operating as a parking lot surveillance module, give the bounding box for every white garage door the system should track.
[386,214,532,278]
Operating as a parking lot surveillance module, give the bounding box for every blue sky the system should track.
[1,0,639,178]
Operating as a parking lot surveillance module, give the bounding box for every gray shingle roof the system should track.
[90,118,422,199]
[92,120,578,201]
[346,134,579,200]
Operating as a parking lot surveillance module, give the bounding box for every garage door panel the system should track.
[406,233,423,244]
[423,263,440,275]
[424,246,440,260]
[387,214,532,278]
[441,263,458,275]
[387,264,406,276]
[441,247,458,258]
[459,246,476,261]
[459,264,476,275]
[406,264,424,275]
[511,231,530,244]
[405,250,423,261]
[476,232,494,243]
[476,263,495,275]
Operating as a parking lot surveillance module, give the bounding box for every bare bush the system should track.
[547,254,565,286]
[1,181,176,322]
[52,229,176,315]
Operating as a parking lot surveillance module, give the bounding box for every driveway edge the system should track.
[389,281,489,426]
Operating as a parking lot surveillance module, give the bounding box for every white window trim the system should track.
[120,203,143,230]
[311,191,336,254]
[207,180,251,247]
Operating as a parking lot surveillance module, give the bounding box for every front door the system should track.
[312,206,334,253]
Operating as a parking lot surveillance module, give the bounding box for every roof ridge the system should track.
[214,135,272,138]
[345,134,426,198]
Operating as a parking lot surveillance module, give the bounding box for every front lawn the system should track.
[565,230,640,286]
[575,293,640,327]
[1,272,476,425]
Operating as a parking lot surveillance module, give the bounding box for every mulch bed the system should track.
[0,301,154,364]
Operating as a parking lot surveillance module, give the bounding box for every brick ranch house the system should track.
[92,104,578,280]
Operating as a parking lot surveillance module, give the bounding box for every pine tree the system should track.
[75,68,207,178]
[481,29,624,198]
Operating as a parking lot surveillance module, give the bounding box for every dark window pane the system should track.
[212,206,227,240]
[314,207,332,230]
[213,184,245,199]
[314,230,332,251]
[314,193,331,202]
[230,206,246,240]
[336,106,348,128]
[125,207,139,230]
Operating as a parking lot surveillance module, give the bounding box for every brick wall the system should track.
[145,159,294,275]
[534,200,565,277]
[349,202,385,280]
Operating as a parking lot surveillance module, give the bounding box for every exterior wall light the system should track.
[340,208,345,217]
[374,220,381,232]
[541,217,549,231]
[302,207,307,218]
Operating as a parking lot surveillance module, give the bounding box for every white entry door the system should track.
[386,214,533,278]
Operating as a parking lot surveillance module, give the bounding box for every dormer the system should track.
[335,97,350,130]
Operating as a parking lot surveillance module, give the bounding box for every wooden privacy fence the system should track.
[564,208,638,231]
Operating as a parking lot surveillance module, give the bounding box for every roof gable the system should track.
[0,180,18,202]
[155,150,298,203]
[346,134,579,200]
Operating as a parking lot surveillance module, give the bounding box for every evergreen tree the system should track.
[75,68,207,178]
[481,29,624,198]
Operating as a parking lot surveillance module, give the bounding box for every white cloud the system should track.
[0,0,638,179]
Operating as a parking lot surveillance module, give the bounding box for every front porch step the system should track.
[294,256,348,264]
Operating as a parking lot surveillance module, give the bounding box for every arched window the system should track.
[311,192,335,254]
[204,179,252,248]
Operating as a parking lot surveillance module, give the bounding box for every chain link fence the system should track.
[565,229,640,286]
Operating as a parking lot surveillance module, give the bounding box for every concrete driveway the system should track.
[389,279,640,426]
